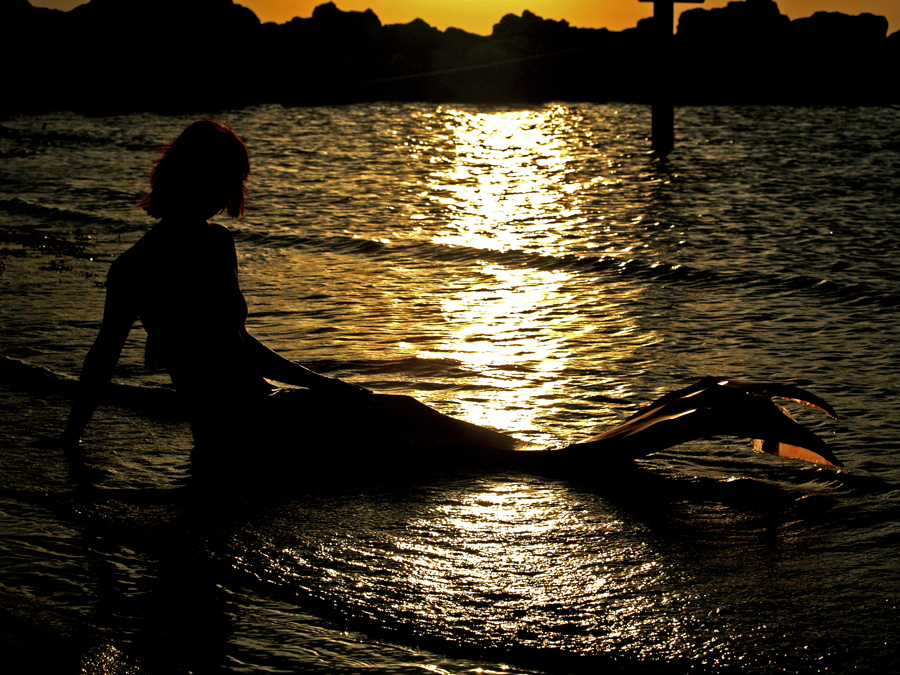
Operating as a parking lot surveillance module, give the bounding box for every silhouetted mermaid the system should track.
[62,120,842,472]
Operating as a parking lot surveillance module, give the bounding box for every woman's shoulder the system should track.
[124,219,233,248]
[112,224,161,262]
[206,222,239,263]
[109,219,236,275]
[108,221,172,274]
[207,221,235,244]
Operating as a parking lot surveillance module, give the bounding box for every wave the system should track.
[0,121,156,154]
[232,226,895,309]
[0,197,130,231]
[0,355,181,419]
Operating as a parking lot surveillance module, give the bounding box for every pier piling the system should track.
[639,0,704,156]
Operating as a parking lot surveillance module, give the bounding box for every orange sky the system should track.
[31,0,898,34]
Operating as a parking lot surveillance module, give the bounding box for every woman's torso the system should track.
[110,219,272,443]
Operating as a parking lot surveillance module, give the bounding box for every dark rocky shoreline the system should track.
[3,0,898,113]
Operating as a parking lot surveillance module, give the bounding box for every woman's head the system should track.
[139,120,250,220]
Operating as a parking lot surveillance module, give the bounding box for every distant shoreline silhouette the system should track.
[2,0,898,112]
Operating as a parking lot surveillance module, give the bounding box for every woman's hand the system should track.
[317,375,373,400]
[59,427,83,452]
[242,328,372,397]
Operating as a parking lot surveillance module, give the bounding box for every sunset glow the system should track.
[31,0,899,35]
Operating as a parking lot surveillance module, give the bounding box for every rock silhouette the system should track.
[2,0,897,112]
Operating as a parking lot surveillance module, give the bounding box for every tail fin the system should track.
[566,377,842,468]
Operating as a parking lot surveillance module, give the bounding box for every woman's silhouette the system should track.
[63,120,841,472]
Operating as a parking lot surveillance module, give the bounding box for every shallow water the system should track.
[1,103,899,673]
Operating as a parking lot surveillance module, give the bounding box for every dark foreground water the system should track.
[1,104,899,674]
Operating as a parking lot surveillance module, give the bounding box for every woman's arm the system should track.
[62,271,136,447]
[213,227,310,381]
[222,225,368,397]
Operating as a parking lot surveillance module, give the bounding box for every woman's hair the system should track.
[139,120,250,219]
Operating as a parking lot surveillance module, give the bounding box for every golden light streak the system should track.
[409,108,592,440]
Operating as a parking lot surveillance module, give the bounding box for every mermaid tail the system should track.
[562,377,841,468]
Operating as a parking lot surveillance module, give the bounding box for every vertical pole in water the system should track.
[639,0,704,156]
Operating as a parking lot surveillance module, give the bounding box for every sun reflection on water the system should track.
[409,106,637,442]
[248,104,663,443]
[387,478,674,649]
[419,264,582,440]
[428,107,595,255]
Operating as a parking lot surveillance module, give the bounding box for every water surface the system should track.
[1,103,898,674]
